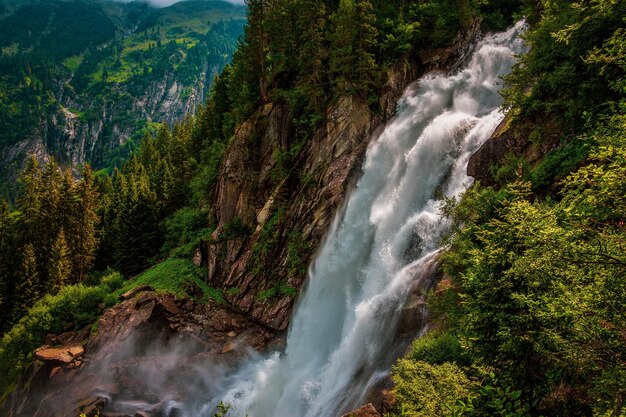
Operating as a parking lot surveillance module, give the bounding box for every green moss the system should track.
[118,258,222,302]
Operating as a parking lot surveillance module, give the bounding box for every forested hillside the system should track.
[0,0,624,416]
[387,1,626,416]
[0,0,245,198]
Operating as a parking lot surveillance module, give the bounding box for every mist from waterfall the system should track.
[193,21,526,417]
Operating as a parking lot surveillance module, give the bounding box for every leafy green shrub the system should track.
[220,217,251,240]
[389,360,477,417]
[450,374,529,417]
[251,208,285,276]
[0,272,121,398]
[286,231,311,277]
[408,332,466,366]
[257,282,298,301]
[160,207,209,256]
[530,139,591,193]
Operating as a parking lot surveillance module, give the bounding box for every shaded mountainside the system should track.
[0,0,246,198]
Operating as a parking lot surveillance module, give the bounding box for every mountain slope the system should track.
[0,0,246,198]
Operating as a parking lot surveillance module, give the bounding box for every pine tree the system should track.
[0,201,17,329]
[354,0,379,95]
[17,156,43,245]
[296,0,329,112]
[12,244,40,322]
[245,0,269,101]
[69,164,99,283]
[48,228,71,292]
[329,0,357,95]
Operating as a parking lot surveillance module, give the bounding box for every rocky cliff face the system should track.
[204,18,483,331]
[2,62,217,178]
[0,287,276,417]
[467,114,563,185]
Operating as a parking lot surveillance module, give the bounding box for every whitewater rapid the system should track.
[198,21,526,417]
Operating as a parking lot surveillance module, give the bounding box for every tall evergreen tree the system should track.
[354,0,378,94]
[17,156,43,245]
[48,228,71,292]
[0,201,17,329]
[12,244,40,322]
[69,164,99,283]
[329,0,358,95]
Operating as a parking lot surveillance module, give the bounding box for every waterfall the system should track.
[197,21,526,417]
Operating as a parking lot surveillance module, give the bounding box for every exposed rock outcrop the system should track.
[467,114,562,185]
[204,18,483,332]
[0,290,276,417]
[340,403,382,417]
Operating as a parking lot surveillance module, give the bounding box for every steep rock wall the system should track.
[205,19,483,331]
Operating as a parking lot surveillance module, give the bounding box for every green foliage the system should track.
[432,119,626,414]
[529,138,591,192]
[257,282,298,302]
[0,271,122,398]
[0,159,100,332]
[213,402,231,417]
[389,360,477,417]
[450,374,530,417]
[160,207,209,256]
[286,231,311,277]
[0,0,245,188]
[118,258,222,303]
[408,332,466,366]
[501,0,626,130]
[251,207,286,277]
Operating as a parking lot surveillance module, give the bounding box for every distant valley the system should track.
[0,0,246,198]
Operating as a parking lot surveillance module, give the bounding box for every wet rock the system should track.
[221,340,237,354]
[340,403,381,417]
[1,292,277,417]
[381,390,397,413]
[467,114,562,186]
[76,395,108,417]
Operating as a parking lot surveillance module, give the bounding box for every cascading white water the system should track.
[197,21,526,417]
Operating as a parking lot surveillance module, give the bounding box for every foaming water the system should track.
[193,21,526,417]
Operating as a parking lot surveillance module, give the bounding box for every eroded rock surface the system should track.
[340,403,382,417]
[204,18,482,332]
[1,290,276,417]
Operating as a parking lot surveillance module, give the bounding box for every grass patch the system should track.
[258,282,298,301]
[62,54,84,72]
[118,258,222,303]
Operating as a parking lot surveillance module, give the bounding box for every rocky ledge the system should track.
[1,287,278,417]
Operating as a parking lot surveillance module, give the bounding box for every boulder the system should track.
[34,346,84,366]
[340,403,382,417]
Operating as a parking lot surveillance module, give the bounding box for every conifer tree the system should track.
[12,244,40,321]
[245,0,269,101]
[296,0,329,112]
[0,200,17,329]
[329,0,357,94]
[48,228,71,292]
[354,0,379,94]
[70,164,99,283]
[17,156,43,245]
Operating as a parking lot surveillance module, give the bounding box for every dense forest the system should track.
[0,0,625,415]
